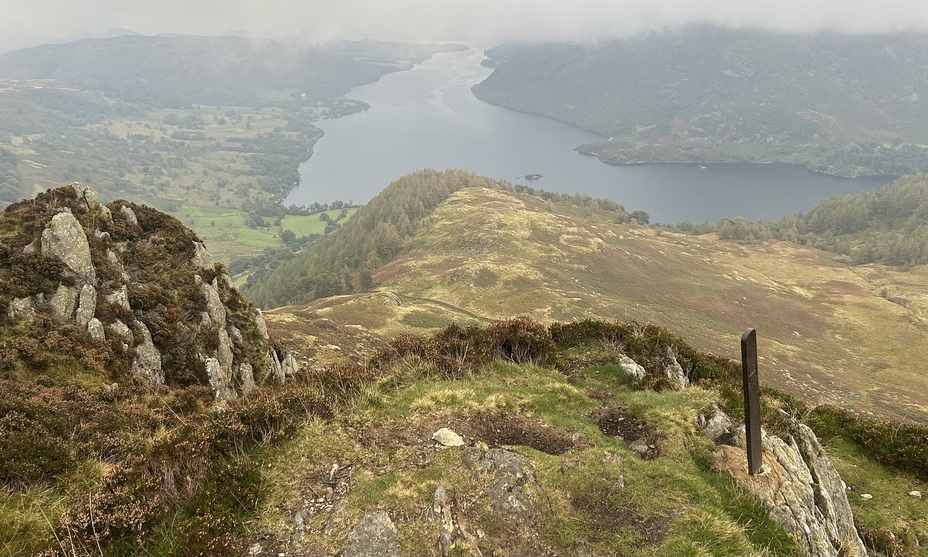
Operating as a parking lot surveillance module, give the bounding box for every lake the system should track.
[285,47,893,224]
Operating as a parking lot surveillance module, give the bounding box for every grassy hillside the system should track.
[473,27,928,177]
[266,181,928,424]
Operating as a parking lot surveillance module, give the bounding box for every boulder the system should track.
[206,357,236,401]
[72,183,101,211]
[108,319,133,345]
[40,210,95,283]
[432,428,465,447]
[105,285,131,310]
[238,363,256,394]
[619,355,646,382]
[200,280,226,329]
[8,296,37,320]
[342,511,401,557]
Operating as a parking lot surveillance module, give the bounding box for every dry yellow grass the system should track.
[273,186,928,423]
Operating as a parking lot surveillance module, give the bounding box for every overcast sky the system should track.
[3,0,928,54]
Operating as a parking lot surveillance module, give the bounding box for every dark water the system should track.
[286,47,892,224]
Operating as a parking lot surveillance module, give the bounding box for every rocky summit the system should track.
[0,183,294,398]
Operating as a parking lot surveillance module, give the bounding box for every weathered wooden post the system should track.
[741,328,762,475]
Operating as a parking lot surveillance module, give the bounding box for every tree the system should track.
[629,210,650,225]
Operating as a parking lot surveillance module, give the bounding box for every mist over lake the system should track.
[286,47,892,224]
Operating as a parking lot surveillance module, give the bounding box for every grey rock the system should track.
[619,355,646,382]
[105,285,131,310]
[432,427,465,447]
[342,511,401,557]
[131,321,163,385]
[434,485,456,556]
[629,438,651,458]
[239,363,256,394]
[206,357,236,401]
[49,285,79,321]
[200,281,226,329]
[266,349,285,384]
[119,205,138,226]
[254,309,269,340]
[8,296,36,320]
[713,424,867,557]
[663,347,688,390]
[229,324,243,344]
[282,352,298,377]
[75,284,96,327]
[217,329,234,373]
[699,406,734,442]
[604,451,625,488]
[86,318,106,341]
[22,240,39,254]
[463,447,538,521]
[72,183,100,211]
[41,210,95,283]
[191,241,214,269]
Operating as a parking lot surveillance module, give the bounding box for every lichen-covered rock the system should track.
[712,423,867,557]
[342,511,401,557]
[206,357,236,401]
[118,204,138,226]
[463,446,539,522]
[191,241,214,269]
[200,280,227,328]
[75,284,96,327]
[86,318,106,341]
[48,285,79,321]
[619,355,646,382]
[663,347,689,390]
[131,321,163,385]
[239,362,256,394]
[40,210,95,283]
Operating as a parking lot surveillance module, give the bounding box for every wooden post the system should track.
[741,328,762,475]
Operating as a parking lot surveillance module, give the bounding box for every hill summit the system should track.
[0,183,292,399]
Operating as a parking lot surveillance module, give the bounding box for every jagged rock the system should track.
[217,329,234,372]
[200,280,226,328]
[282,352,298,377]
[72,183,101,211]
[663,347,688,390]
[712,424,867,557]
[75,284,96,327]
[86,318,106,341]
[698,406,734,442]
[130,321,163,385]
[619,355,646,382]
[342,511,401,557]
[49,285,79,321]
[463,447,538,522]
[105,285,131,310]
[267,350,285,384]
[40,210,95,283]
[119,204,138,226]
[434,485,456,556]
[229,324,243,344]
[191,241,214,269]
[22,240,39,254]
[432,428,465,447]
[239,363,256,394]
[206,357,236,401]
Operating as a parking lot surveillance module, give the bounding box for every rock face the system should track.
[342,511,401,557]
[709,416,867,557]
[0,184,284,399]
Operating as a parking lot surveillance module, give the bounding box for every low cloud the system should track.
[4,0,928,54]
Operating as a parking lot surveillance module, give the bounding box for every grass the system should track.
[277,184,928,423]
[282,210,357,237]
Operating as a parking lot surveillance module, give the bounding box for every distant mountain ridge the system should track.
[473,26,928,177]
[0,34,463,105]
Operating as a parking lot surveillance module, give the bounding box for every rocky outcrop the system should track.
[708,412,867,557]
[618,355,646,382]
[0,184,281,399]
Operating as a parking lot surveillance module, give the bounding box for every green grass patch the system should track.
[282,210,356,237]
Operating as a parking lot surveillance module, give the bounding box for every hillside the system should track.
[2,185,927,556]
[257,173,928,425]
[472,27,928,177]
[0,35,462,106]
